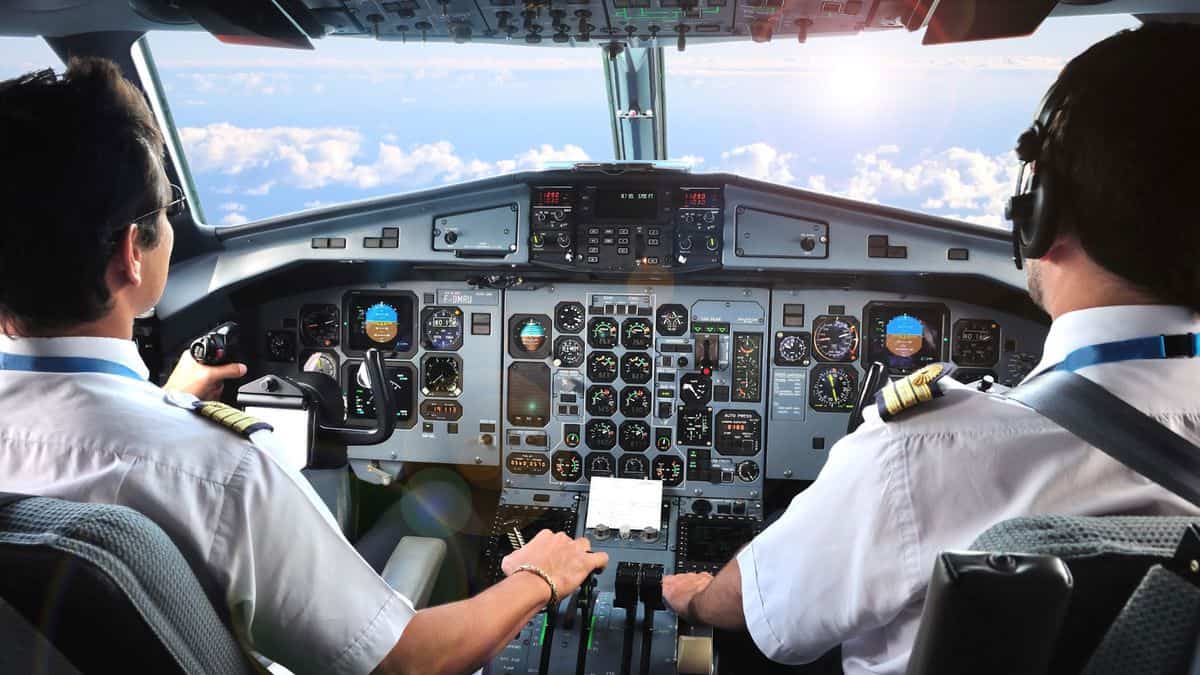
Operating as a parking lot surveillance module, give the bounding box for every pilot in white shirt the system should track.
[661,23,1200,675]
[0,58,606,675]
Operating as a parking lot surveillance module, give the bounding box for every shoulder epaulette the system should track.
[193,401,274,437]
[876,363,956,422]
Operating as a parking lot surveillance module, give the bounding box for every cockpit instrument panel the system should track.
[863,302,948,376]
[345,292,415,356]
[953,319,1002,367]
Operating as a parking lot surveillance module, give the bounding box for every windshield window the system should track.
[0,36,60,80]
[146,34,610,225]
[665,15,1139,228]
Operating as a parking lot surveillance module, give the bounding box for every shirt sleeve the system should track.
[737,413,924,665]
[208,432,415,675]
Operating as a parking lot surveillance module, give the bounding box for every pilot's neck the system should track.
[3,312,134,342]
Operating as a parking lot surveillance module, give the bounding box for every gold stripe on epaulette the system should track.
[877,363,946,419]
[196,402,270,437]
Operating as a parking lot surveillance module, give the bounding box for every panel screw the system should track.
[1190,560,1199,573]
[784,469,794,478]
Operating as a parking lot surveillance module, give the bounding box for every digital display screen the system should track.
[346,364,415,422]
[864,303,948,376]
[346,293,414,353]
[534,189,569,207]
[507,362,550,427]
[679,518,757,569]
[594,189,658,220]
[682,190,712,208]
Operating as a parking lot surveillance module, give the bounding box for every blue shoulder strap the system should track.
[1052,333,1200,373]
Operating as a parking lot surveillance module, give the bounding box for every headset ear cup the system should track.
[1021,168,1057,259]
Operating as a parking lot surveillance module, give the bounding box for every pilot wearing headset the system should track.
[0,60,607,674]
[661,22,1200,675]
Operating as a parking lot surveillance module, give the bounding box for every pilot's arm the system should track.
[664,416,923,665]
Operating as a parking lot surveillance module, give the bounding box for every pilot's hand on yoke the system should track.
[164,350,247,401]
[663,572,714,620]
[501,529,609,599]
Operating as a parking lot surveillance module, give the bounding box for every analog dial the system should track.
[953,319,1001,367]
[302,351,338,378]
[266,330,296,363]
[619,352,653,384]
[656,304,689,336]
[736,460,761,482]
[678,373,712,407]
[421,307,464,351]
[652,455,684,487]
[618,454,648,479]
[774,332,811,366]
[619,421,651,452]
[812,315,860,362]
[585,419,617,450]
[554,336,585,368]
[809,365,858,412]
[551,451,583,482]
[620,386,651,418]
[422,355,463,396]
[587,317,619,348]
[586,351,618,383]
[621,318,653,350]
[585,452,615,479]
[299,304,340,348]
[586,385,617,417]
[513,316,550,355]
[555,302,586,333]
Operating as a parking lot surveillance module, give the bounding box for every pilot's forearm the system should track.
[690,559,747,630]
[377,571,550,675]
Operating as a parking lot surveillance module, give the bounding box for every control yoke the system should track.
[847,361,888,435]
[300,347,395,445]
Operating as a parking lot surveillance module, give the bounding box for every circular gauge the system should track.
[586,419,617,450]
[586,385,617,417]
[736,460,761,482]
[585,452,615,479]
[266,330,296,363]
[587,317,619,349]
[809,365,858,412]
[620,352,653,384]
[302,350,338,378]
[652,455,684,487]
[555,302,586,333]
[618,454,648,479]
[619,421,651,452]
[678,373,712,406]
[656,304,689,336]
[299,304,340,348]
[621,318,653,350]
[551,451,583,483]
[421,307,464,351]
[774,332,811,366]
[515,316,549,353]
[553,336,585,368]
[812,315,860,362]
[422,355,462,396]
[587,351,618,382]
[620,386,651,418]
[953,319,1001,367]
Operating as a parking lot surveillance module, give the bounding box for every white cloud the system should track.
[716,143,795,184]
[244,180,276,196]
[303,200,328,209]
[181,123,590,191]
[219,201,246,212]
[673,155,705,169]
[220,212,249,226]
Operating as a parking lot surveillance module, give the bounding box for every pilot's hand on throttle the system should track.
[164,351,247,401]
[501,529,608,598]
[662,572,714,620]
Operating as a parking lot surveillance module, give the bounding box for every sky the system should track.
[0,13,1140,227]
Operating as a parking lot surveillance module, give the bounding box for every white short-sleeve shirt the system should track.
[0,335,414,675]
[738,305,1200,675]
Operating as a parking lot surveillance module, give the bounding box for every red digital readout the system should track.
[537,190,564,206]
[683,191,710,208]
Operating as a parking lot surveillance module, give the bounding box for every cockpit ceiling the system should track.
[0,0,1193,47]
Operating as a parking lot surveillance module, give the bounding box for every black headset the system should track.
[1004,79,1068,270]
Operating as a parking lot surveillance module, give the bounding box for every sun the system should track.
[825,53,883,108]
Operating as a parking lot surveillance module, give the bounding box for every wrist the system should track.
[510,565,555,608]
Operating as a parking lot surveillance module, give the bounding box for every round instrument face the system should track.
[618,453,648,479]
[736,460,761,482]
[656,304,689,336]
[421,307,464,351]
[554,336,585,368]
[621,318,653,350]
[299,304,340,348]
[619,352,653,384]
[587,351,618,383]
[267,331,296,362]
[551,451,583,483]
[652,455,684,487]
[555,302,586,333]
[678,373,712,407]
[585,452,615,479]
[586,385,618,417]
[422,355,462,396]
[588,317,619,349]
[774,332,810,366]
[809,364,858,412]
[620,386,651,418]
[514,316,549,354]
[619,421,651,452]
[812,315,860,362]
[586,419,617,450]
[953,319,1001,367]
[302,350,338,378]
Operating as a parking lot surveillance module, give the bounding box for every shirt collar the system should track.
[1024,304,1200,382]
[0,335,150,381]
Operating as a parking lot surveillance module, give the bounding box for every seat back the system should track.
[0,495,259,675]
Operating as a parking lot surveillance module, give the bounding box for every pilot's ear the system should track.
[110,223,145,288]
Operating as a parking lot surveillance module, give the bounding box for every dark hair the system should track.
[0,57,167,335]
[1044,22,1200,311]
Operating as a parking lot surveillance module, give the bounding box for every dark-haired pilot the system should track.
[0,59,607,675]
[661,22,1200,675]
